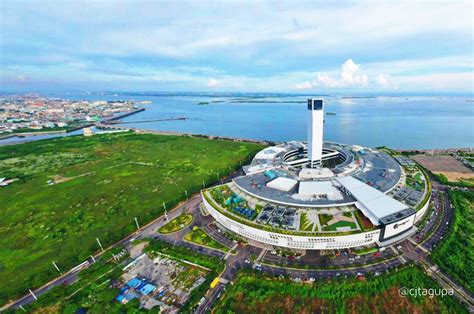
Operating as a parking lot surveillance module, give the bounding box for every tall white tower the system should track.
[307,98,324,168]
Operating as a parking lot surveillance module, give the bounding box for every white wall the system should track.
[203,192,381,250]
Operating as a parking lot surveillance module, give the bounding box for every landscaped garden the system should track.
[184,226,229,252]
[209,185,257,220]
[0,132,263,305]
[158,213,193,234]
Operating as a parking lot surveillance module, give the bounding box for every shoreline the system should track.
[1,124,472,152]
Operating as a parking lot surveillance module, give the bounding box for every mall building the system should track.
[201,99,430,250]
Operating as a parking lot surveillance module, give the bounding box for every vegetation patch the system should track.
[0,133,262,305]
[299,212,314,231]
[158,214,193,234]
[318,214,332,226]
[327,220,357,231]
[434,173,474,188]
[184,226,228,252]
[214,266,466,313]
[354,210,375,231]
[431,189,473,293]
[18,248,134,313]
[352,246,378,256]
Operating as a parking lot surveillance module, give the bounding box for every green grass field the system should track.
[158,213,193,234]
[431,189,473,293]
[327,220,357,231]
[214,267,467,313]
[0,132,263,305]
[184,227,228,251]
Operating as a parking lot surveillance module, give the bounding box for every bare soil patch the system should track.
[413,155,473,178]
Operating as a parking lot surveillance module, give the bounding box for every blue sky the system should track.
[1,0,473,92]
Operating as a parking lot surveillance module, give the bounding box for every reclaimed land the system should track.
[214,266,467,313]
[0,132,264,305]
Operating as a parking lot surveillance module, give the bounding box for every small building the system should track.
[83,127,94,137]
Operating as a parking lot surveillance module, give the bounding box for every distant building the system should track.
[83,127,94,137]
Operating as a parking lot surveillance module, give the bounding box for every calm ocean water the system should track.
[2,93,473,149]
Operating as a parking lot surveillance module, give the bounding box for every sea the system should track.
[2,92,473,150]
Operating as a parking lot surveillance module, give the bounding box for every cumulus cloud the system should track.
[207,78,220,87]
[294,59,370,89]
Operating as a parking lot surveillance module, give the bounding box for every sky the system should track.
[1,0,473,93]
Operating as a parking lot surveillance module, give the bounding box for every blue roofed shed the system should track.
[139,283,156,295]
[126,277,142,288]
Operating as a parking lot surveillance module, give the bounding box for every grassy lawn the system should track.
[431,189,473,293]
[327,220,357,231]
[158,213,193,234]
[0,132,263,305]
[214,266,467,313]
[184,227,228,251]
[318,214,332,226]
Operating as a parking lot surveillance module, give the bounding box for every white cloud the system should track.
[294,81,313,90]
[207,78,220,87]
[375,75,389,87]
[296,59,370,89]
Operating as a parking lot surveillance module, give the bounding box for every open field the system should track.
[432,190,474,293]
[0,132,263,305]
[214,267,467,313]
[413,155,474,181]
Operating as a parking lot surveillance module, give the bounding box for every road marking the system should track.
[223,243,238,260]
[256,249,267,262]
[408,237,430,253]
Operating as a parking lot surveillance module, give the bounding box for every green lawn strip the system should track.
[184,227,229,252]
[213,266,467,313]
[158,214,193,234]
[431,190,474,293]
[352,246,379,256]
[0,133,263,305]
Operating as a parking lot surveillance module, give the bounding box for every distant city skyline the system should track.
[1,0,473,92]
